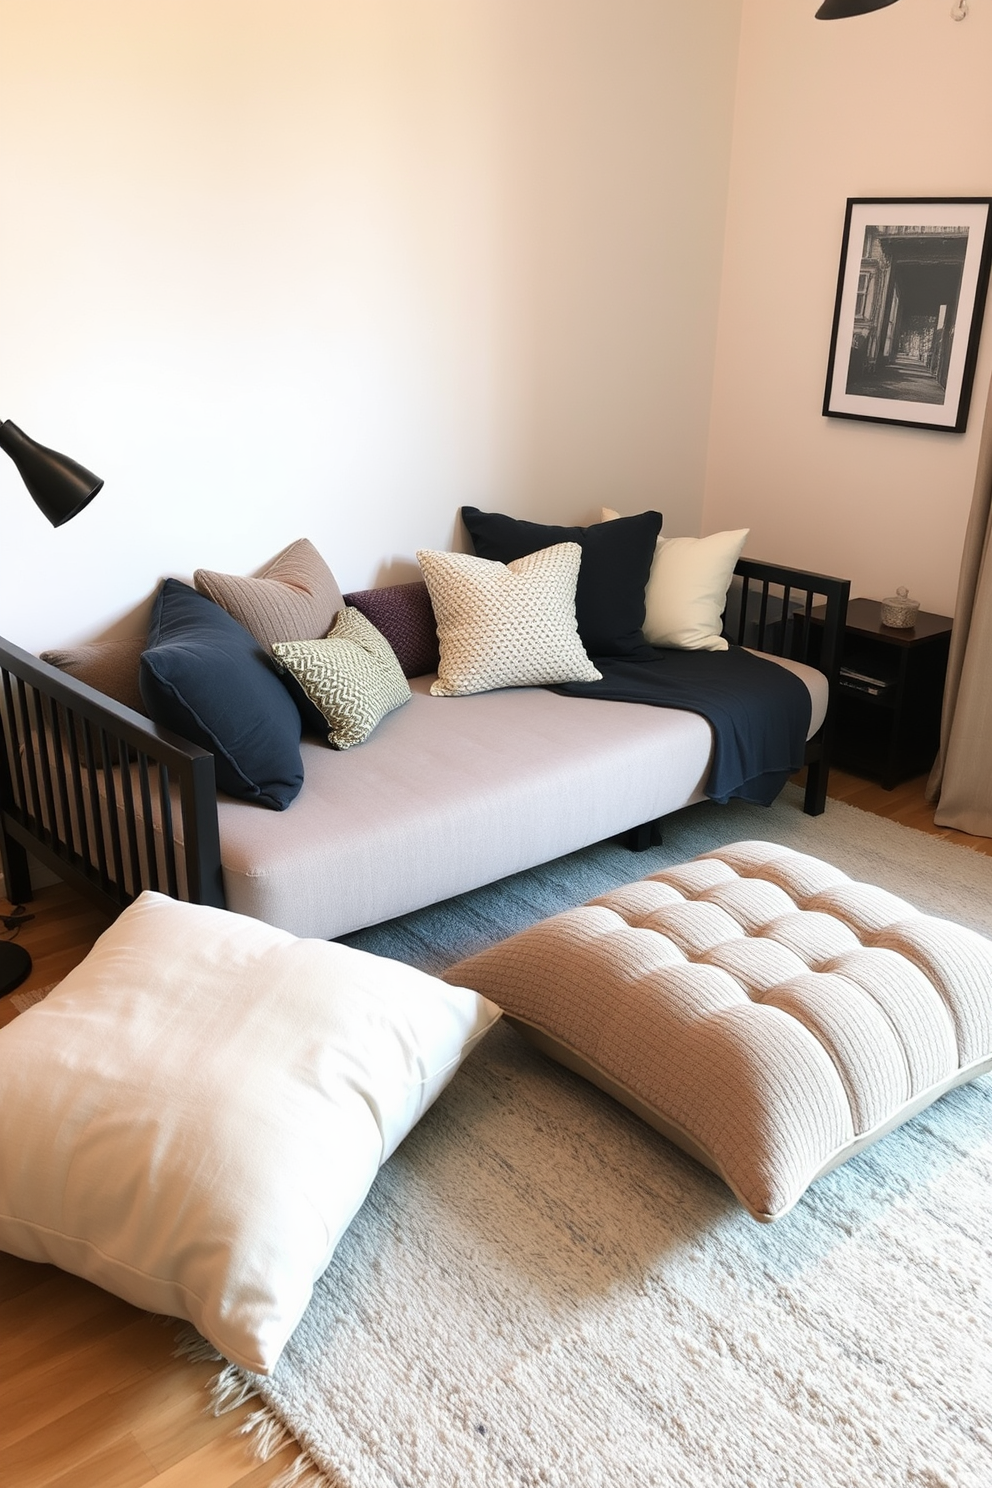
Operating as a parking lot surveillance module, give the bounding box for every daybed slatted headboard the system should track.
[0,636,224,919]
[727,557,850,816]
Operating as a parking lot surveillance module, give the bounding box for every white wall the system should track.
[0,0,742,652]
[704,0,992,617]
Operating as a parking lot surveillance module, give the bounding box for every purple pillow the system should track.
[344,582,440,679]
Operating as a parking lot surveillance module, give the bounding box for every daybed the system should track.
[0,542,849,943]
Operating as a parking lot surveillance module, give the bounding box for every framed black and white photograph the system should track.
[823,197,992,433]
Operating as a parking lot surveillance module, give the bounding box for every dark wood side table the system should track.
[810,598,952,790]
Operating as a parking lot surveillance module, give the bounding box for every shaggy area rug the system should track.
[194,788,992,1487]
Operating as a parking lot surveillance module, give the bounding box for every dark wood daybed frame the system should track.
[0,558,850,923]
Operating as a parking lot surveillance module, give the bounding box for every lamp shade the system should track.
[0,419,103,527]
[815,0,899,14]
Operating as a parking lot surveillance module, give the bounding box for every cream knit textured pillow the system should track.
[272,606,411,748]
[417,544,601,697]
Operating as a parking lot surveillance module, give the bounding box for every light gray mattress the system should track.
[216,658,827,941]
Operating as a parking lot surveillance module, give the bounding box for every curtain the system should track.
[926,373,992,836]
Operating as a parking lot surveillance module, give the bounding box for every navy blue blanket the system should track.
[553,646,813,806]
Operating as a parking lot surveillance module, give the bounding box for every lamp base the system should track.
[0,940,32,997]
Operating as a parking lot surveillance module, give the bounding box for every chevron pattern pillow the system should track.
[417,543,601,697]
[272,607,411,749]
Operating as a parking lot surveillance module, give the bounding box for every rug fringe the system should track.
[239,1402,333,1487]
[268,1454,333,1488]
[171,1322,224,1366]
[171,1323,332,1487]
[209,1361,263,1415]
[238,1404,294,1459]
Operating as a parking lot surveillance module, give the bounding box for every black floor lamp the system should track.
[0,417,103,996]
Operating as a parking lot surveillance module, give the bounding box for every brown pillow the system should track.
[41,638,147,715]
[194,539,344,649]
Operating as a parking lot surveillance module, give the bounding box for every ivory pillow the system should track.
[0,892,500,1374]
[602,510,748,651]
[417,543,601,696]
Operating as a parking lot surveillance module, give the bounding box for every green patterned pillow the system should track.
[272,607,411,749]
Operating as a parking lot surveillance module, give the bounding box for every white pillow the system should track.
[0,892,500,1374]
[417,542,602,696]
[602,511,748,651]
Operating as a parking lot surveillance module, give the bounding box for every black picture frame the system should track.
[823,197,992,433]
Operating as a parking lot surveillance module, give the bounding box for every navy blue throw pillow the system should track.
[460,507,662,659]
[140,579,304,810]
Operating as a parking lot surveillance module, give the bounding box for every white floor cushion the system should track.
[0,892,500,1373]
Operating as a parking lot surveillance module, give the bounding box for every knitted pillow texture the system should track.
[344,582,441,679]
[272,607,412,749]
[417,544,601,697]
[194,538,345,650]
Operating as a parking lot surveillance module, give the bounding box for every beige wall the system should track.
[0,0,741,651]
[704,0,992,617]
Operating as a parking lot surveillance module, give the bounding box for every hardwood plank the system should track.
[6,1428,158,1488]
[228,1443,306,1488]
[129,1350,259,1472]
[4,1336,234,1487]
[0,881,111,1030]
[140,1431,297,1488]
[0,1310,162,1451]
[824,770,992,855]
[0,1251,57,1303]
[0,1268,121,1369]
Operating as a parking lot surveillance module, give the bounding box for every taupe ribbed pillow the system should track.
[272,607,411,749]
[417,543,601,697]
[194,539,344,649]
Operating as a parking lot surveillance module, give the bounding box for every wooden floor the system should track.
[2,770,991,1487]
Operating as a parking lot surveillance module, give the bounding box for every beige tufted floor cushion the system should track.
[445,842,992,1221]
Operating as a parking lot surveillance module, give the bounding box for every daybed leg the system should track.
[803,759,828,817]
[0,828,33,905]
[625,818,664,852]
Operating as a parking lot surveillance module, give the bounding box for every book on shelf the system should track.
[839,659,895,697]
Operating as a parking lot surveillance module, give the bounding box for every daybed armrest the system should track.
[726,558,851,816]
[0,635,224,918]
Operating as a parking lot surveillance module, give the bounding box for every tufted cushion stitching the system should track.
[695,879,800,935]
[757,971,912,1133]
[822,947,959,1097]
[760,911,862,968]
[446,841,992,1220]
[867,922,992,1065]
[538,853,984,1105]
